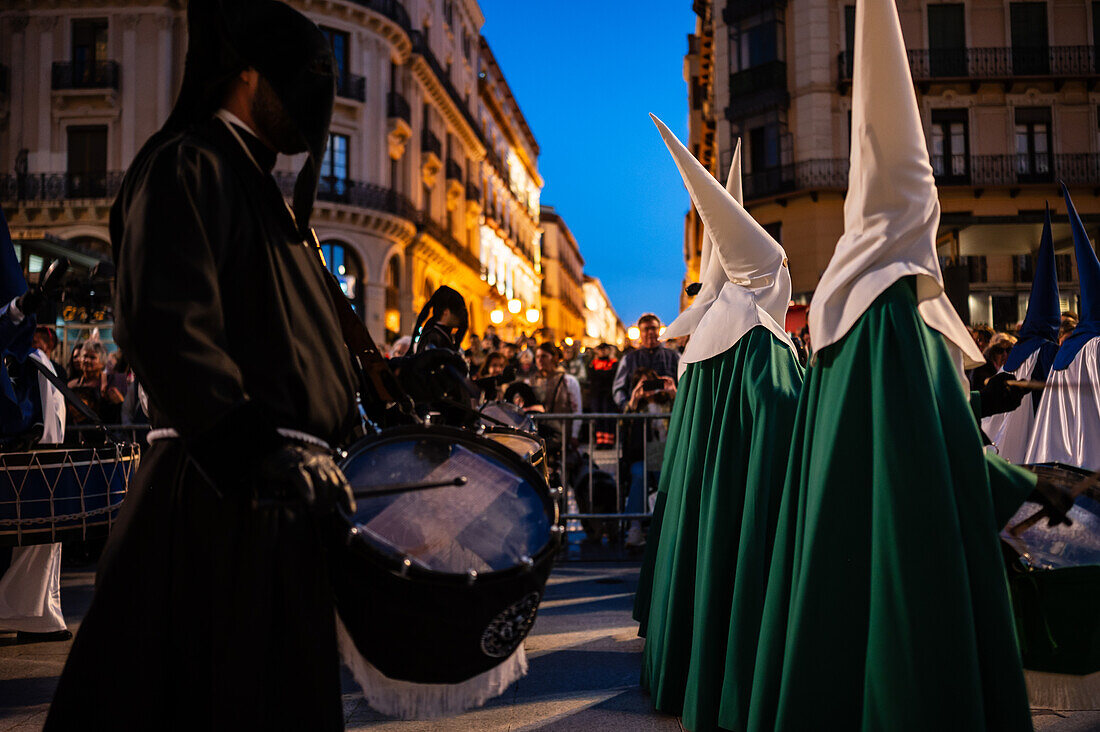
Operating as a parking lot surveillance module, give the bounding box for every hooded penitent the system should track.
[139,0,335,237]
[981,205,1060,462]
[660,140,743,343]
[1025,184,1100,473]
[806,0,983,371]
[745,0,1035,728]
[650,114,796,362]
[635,116,804,731]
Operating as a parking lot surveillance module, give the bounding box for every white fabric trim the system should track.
[1024,337,1100,471]
[336,612,527,719]
[29,350,65,444]
[0,543,66,633]
[5,297,24,325]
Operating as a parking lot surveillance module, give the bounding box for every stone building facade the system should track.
[686,0,1100,329]
[0,0,553,345]
[538,205,586,344]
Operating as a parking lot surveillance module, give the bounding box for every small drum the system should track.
[479,401,537,434]
[482,427,547,481]
[331,424,560,688]
[1002,463,1100,676]
[0,444,140,546]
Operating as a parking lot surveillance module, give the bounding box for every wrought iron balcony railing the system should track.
[51,61,120,90]
[741,153,1100,200]
[838,45,1099,86]
[337,73,366,102]
[421,129,442,158]
[466,181,481,202]
[445,158,463,182]
[729,60,787,97]
[409,30,482,140]
[0,171,125,202]
[387,91,411,123]
[274,172,418,221]
[417,212,481,270]
[723,0,787,25]
[483,146,510,186]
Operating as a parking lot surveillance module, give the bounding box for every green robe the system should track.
[747,279,1035,732]
[637,327,804,730]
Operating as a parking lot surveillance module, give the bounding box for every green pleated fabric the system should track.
[746,279,1036,732]
[638,327,804,731]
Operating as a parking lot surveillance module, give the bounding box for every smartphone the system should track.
[642,378,664,391]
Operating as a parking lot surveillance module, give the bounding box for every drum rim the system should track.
[481,426,546,461]
[339,424,560,585]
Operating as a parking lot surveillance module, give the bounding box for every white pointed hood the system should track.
[808,0,983,369]
[662,140,742,341]
[651,114,796,363]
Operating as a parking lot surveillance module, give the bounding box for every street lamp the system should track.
[628,326,640,341]
[490,309,504,324]
[659,326,666,337]
[507,298,522,314]
[564,337,573,346]
[525,308,540,324]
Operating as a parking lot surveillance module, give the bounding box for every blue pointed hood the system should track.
[1004,203,1060,375]
[0,210,26,305]
[1053,183,1100,370]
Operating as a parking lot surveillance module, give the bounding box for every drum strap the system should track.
[26,355,106,428]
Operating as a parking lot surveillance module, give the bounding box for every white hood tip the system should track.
[651,113,796,362]
[806,0,984,370]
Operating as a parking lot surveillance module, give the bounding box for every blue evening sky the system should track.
[478,0,696,327]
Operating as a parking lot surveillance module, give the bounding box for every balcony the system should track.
[421,129,442,159]
[417,212,481,271]
[51,61,120,90]
[336,73,366,102]
[725,61,789,121]
[274,172,418,221]
[446,158,463,182]
[739,153,1100,201]
[837,45,1100,91]
[466,182,481,202]
[723,0,786,25]
[0,171,125,202]
[483,146,510,186]
[351,0,411,30]
[387,91,411,123]
[409,30,482,141]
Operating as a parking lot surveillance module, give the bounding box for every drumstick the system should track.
[356,475,468,498]
[1006,380,1094,390]
[1008,467,1100,536]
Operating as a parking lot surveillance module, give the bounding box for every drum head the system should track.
[1003,463,1100,570]
[483,430,542,462]
[341,427,553,576]
[480,401,536,434]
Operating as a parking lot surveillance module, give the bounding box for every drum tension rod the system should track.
[354,476,468,498]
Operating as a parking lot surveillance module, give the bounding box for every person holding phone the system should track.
[622,367,675,549]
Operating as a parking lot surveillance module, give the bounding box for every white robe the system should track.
[0,350,67,634]
[981,350,1043,465]
[1024,338,1100,471]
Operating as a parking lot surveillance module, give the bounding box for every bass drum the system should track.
[1002,463,1100,709]
[331,424,560,718]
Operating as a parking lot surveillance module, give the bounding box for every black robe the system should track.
[46,118,360,731]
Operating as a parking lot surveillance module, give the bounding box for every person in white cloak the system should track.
[1025,184,1100,471]
[0,300,69,642]
[981,204,1061,463]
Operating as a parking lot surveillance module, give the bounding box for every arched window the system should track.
[384,255,401,338]
[320,240,364,314]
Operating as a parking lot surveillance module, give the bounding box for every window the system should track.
[931,109,969,182]
[1013,254,1036,283]
[1094,2,1100,73]
[750,124,781,170]
[1056,253,1074,281]
[1015,108,1051,182]
[1011,3,1049,75]
[66,125,107,198]
[321,133,349,197]
[320,27,350,96]
[729,12,783,73]
[320,240,363,313]
[843,5,856,78]
[964,255,987,283]
[71,18,108,83]
[927,4,966,77]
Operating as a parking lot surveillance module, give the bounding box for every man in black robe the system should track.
[46,2,360,729]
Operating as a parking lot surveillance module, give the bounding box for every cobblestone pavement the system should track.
[1,561,1099,730]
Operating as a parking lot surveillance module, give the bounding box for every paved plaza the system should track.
[2,559,1100,730]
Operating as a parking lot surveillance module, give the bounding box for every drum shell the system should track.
[482,427,547,482]
[333,425,559,684]
[0,445,140,546]
[1011,566,1100,675]
[331,538,555,684]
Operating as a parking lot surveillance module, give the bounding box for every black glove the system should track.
[258,443,355,517]
[14,288,44,317]
[13,258,68,317]
[1029,477,1073,528]
[979,372,1028,418]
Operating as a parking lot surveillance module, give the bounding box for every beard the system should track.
[251,76,306,154]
